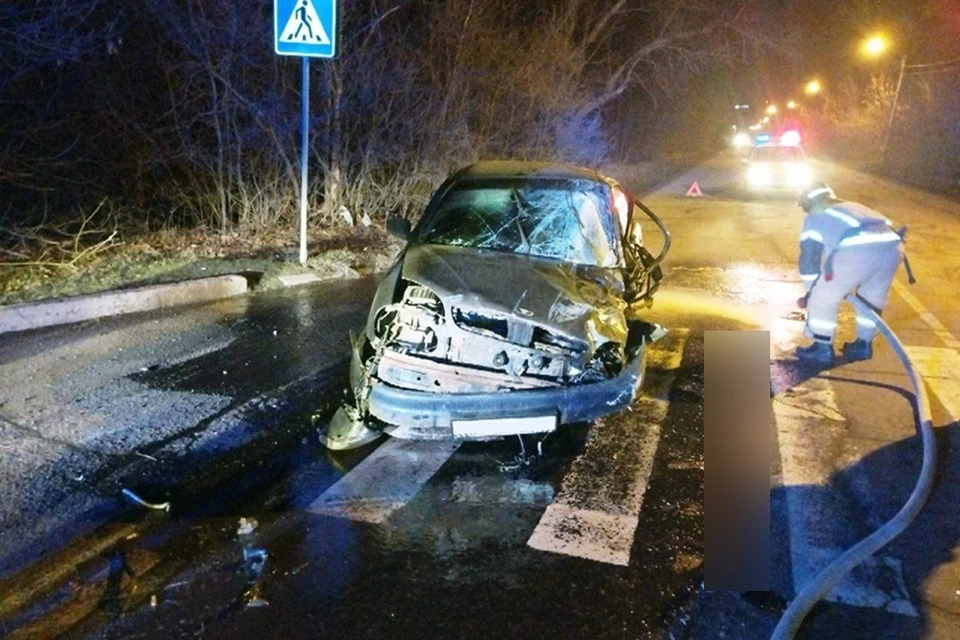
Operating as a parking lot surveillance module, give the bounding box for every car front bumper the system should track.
[367,347,646,440]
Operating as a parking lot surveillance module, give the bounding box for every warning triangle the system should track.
[685,181,703,197]
[280,0,331,44]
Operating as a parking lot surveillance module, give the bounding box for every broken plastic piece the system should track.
[320,405,382,451]
[648,324,668,342]
[242,548,267,563]
[121,488,171,512]
[237,517,258,536]
[242,547,268,581]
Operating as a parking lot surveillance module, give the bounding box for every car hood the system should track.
[400,244,627,351]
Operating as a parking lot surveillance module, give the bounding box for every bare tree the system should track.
[0,1,119,198]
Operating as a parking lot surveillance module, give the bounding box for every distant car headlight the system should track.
[747,164,770,185]
[733,132,751,148]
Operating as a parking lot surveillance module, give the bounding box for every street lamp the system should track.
[766,104,778,115]
[787,100,797,109]
[805,80,822,96]
[862,34,888,58]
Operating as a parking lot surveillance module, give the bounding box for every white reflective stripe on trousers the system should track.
[808,318,838,332]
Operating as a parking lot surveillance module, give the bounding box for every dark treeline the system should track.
[1,0,776,237]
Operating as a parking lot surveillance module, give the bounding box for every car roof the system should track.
[752,142,804,151]
[749,143,806,157]
[452,160,608,184]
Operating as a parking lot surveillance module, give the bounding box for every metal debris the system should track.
[242,547,268,581]
[164,581,191,590]
[121,488,171,512]
[497,435,541,472]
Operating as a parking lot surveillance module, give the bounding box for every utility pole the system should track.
[879,55,907,165]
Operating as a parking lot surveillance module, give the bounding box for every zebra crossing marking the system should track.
[526,331,688,565]
[307,439,459,524]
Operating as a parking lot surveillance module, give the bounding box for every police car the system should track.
[742,139,814,192]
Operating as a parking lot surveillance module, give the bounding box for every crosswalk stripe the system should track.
[526,330,688,566]
[774,368,918,615]
[307,439,459,524]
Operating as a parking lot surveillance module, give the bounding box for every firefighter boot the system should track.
[796,341,834,365]
[842,339,873,361]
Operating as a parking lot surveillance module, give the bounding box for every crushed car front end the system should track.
[321,162,669,450]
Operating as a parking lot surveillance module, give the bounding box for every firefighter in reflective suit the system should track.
[795,183,904,364]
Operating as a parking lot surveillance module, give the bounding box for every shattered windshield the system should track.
[417,180,621,267]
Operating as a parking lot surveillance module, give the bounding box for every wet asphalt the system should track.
[59,307,720,640]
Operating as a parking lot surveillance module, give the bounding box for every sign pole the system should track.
[275,0,336,265]
[299,57,310,266]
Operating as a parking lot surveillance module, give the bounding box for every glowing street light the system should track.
[862,34,888,58]
[762,116,770,124]
[765,104,778,115]
[787,100,797,109]
[805,79,822,96]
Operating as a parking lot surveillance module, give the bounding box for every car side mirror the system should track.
[386,217,412,240]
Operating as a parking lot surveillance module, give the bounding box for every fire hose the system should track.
[772,293,937,639]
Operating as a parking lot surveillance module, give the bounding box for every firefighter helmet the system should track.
[797,183,837,212]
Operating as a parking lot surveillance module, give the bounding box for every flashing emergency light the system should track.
[780,130,801,146]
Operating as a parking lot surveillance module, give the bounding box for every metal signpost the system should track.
[274,0,338,265]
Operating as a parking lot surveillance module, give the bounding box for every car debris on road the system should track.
[121,488,171,512]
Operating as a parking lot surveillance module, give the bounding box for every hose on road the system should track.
[772,294,938,639]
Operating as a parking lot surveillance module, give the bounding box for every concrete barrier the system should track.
[0,275,248,335]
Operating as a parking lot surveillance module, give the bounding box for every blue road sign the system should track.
[275,0,337,58]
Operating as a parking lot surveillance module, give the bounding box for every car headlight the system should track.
[747,164,770,184]
[786,163,813,185]
[733,132,751,148]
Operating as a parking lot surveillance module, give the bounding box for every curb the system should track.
[0,275,249,335]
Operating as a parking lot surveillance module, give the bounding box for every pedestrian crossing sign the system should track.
[275,0,337,58]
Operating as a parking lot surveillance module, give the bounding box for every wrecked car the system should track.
[321,161,670,450]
